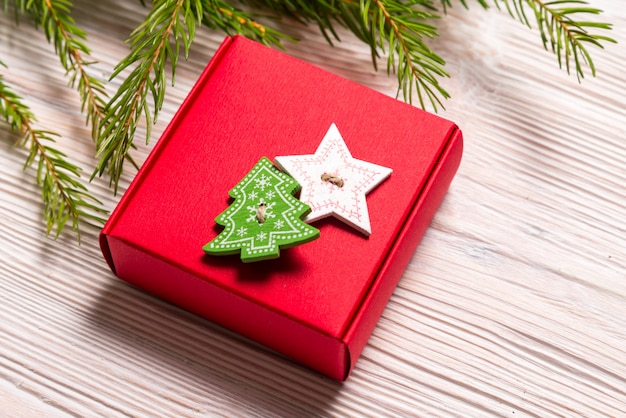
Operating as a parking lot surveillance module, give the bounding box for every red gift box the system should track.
[100,36,463,380]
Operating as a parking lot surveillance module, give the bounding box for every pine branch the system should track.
[243,0,451,109]
[40,0,108,140]
[442,0,616,79]
[1,0,616,240]
[363,0,450,110]
[94,0,291,193]
[93,0,615,192]
[1,0,108,238]
[522,0,615,79]
[93,0,197,193]
[200,0,290,45]
[0,75,107,239]
[239,0,348,44]
[8,0,107,141]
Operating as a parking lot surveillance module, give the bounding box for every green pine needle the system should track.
[362,0,451,110]
[0,76,107,239]
[442,0,616,80]
[0,0,617,239]
[94,0,290,193]
[94,0,201,193]
[10,0,108,141]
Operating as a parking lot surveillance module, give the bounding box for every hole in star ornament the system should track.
[275,123,392,236]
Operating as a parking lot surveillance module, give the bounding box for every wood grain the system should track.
[1,1,625,416]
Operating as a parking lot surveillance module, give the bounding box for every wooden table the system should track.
[1,1,624,416]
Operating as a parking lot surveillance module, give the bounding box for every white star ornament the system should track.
[275,123,392,236]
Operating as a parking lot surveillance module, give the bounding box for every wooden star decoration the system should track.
[275,123,392,236]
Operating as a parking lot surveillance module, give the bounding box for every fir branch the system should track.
[94,0,291,192]
[6,0,107,140]
[201,0,289,45]
[0,75,107,238]
[40,0,108,139]
[3,0,616,221]
[363,0,450,110]
[94,0,200,192]
[442,0,616,79]
[240,0,347,44]
[521,0,615,79]
[245,0,451,109]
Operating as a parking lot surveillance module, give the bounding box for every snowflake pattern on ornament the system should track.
[204,157,320,262]
[275,123,392,236]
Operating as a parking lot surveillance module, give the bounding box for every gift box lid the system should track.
[100,35,463,380]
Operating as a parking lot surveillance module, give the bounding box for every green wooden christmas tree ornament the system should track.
[203,157,320,262]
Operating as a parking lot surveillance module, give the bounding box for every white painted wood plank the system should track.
[1,0,625,416]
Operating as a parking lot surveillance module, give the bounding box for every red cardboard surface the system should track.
[100,36,463,380]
